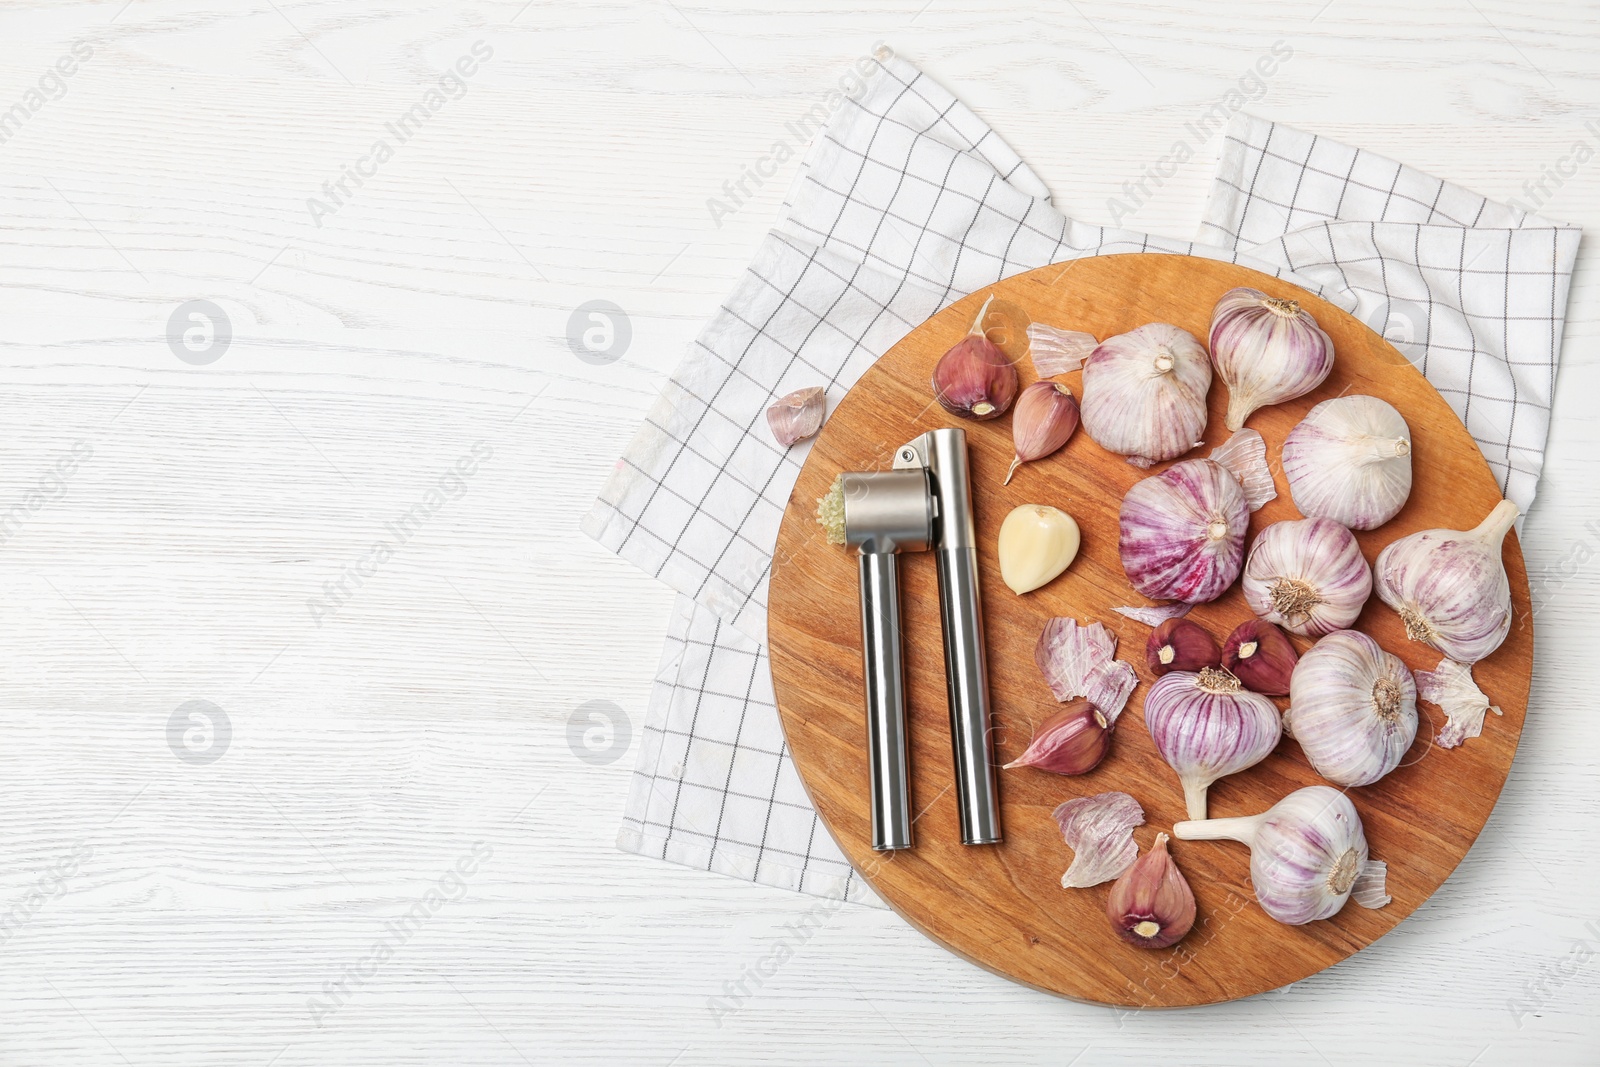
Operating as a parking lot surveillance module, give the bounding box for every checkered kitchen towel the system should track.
[583,52,1580,907]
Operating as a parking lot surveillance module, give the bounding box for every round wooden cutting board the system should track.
[766,253,1532,1008]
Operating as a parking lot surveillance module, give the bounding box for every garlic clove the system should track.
[1106,832,1196,949]
[1374,499,1518,664]
[998,504,1080,594]
[1146,618,1221,676]
[1286,629,1417,785]
[766,386,828,447]
[1208,287,1335,430]
[1222,619,1298,696]
[1035,618,1139,723]
[1027,322,1099,377]
[1144,667,1282,820]
[1054,791,1145,889]
[1282,395,1413,530]
[1006,381,1080,483]
[1002,698,1111,775]
[1414,657,1502,749]
[932,294,1019,420]
[1241,517,1372,638]
[1081,322,1212,467]
[1119,458,1248,604]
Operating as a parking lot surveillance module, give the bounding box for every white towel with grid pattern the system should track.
[583,53,1579,907]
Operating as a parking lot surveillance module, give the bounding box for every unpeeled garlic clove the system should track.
[1002,698,1110,775]
[1222,619,1298,696]
[1106,832,1196,949]
[932,295,1019,420]
[1006,381,1079,484]
[998,504,1080,594]
[1145,618,1221,676]
[767,386,827,447]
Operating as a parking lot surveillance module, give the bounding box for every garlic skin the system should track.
[1106,833,1196,949]
[932,295,1019,420]
[1003,699,1110,775]
[1081,323,1211,467]
[766,386,827,447]
[1035,618,1139,722]
[1286,630,1418,787]
[1208,287,1335,431]
[1174,786,1388,925]
[998,505,1080,594]
[1054,792,1145,889]
[1415,657,1503,749]
[1028,322,1098,377]
[1143,667,1282,819]
[1374,499,1519,663]
[1113,602,1192,627]
[1282,395,1413,530]
[1007,381,1080,483]
[1145,618,1221,676]
[1119,458,1248,604]
[1208,428,1277,511]
[1241,518,1373,637]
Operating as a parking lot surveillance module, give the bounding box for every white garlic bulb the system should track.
[1286,630,1418,787]
[1241,517,1373,637]
[1081,323,1211,468]
[1282,396,1413,530]
[1208,288,1335,431]
[1174,786,1390,925]
[1374,499,1518,664]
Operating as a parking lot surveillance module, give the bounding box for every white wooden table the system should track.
[1,1,1596,1063]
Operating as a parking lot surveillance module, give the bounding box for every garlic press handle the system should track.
[858,549,913,851]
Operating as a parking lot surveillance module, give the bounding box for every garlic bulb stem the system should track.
[1470,499,1520,545]
[1171,814,1264,843]
[967,294,995,338]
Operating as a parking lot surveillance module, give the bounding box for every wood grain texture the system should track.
[768,254,1532,1007]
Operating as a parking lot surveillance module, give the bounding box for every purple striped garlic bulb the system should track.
[1241,517,1373,637]
[1175,786,1391,925]
[1119,458,1247,604]
[1374,499,1518,664]
[1286,630,1417,787]
[1081,323,1211,468]
[1208,287,1335,431]
[1143,667,1281,820]
[1282,395,1413,530]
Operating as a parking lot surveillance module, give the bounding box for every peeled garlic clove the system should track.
[1003,698,1111,775]
[1222,619,1298,696]
[1081,323,1211,467]
[1006,381,1080,483]
[1146,618,1221,676]
[1106,832,1196,949]
[1241,517,1373,638]
[932,294,1019,420]
[766,386,827,447]
[1286,630,1417,786]
[1143,667,1282,819]
[1175,785,1388,925]
[1035,618,1138,722]
[1119,458,1248,604]
[1282,395,1413,530]
[1054,791,1145,889]
[1027,322,1098,377]
[1414,657,1502,749]
[1374,499,1518,664]
[998,504,1079,594]
[1209,287,1335,431]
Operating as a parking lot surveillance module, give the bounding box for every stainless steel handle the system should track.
[858,549,913,851]
[935,545,1002,845]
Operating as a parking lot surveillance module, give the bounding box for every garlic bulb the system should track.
[1106,833,1196,949]
[1374,499,1519,664]
[1286,630,1418,787]
[1143,667,1282,819]
[997,504,1080,594]
[1054,791,1145,888]
[1175,786,1390,925]
[1119,458,1247,604]
[1081,323,1211,467]
[1208,287,1335,430]
[1282,395,1412,530]
[1241,517,1373,637]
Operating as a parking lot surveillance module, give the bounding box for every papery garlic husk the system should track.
[1054,791,1145,888]
[1208,287,1335,431]
[932,294,1019,420]
[1146,618,1221,676]
[1114,602,1192,627]
[998,504,1080,594]
[1119,458,1248,604]
[1003,699,1110,775]
[1241,517,1373,637]
[1036,618,1139,722]
[1286,630,1417,787]
[1209,428,1277,511]
[766,386,827,447]
[1007,381,1080,483]
[1174,785,1389,925]
[1374,499,1519,663]
[1221,619,1298,696]
[1282,395,1413,530]
[1414,657,1502,749]
[1081,323,1211,467]
[1028,322,1099,377]
[1143,667,1282,820]
[1106,832,1197,949]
